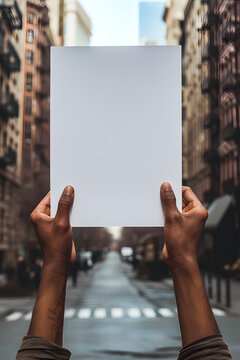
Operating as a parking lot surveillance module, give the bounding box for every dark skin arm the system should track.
[160,183,219,347]
[28,185,75,346]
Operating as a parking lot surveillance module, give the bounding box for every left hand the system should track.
[30,186,76,275]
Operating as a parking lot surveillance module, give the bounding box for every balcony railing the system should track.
[38,8,49,26]
[0,146,16,169]
[35,135,49,149]
[202,44,218,61]
[203,189,216,203]
[35,108,49,124]
[36,80,50,98]
[0,0,22,30]
[0,93,19,120]
[0,40,20,74]
[203,109,219,128]
[222,123,240,142]
[223,178,235,194]
[221,72,240,92]
[201,77,218,93]
[202,11,218,31]
[221,17,240,43]
[203,148,218,162]
[37,62,50,74]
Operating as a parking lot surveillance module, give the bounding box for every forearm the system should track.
[171,262,219,347]
[28,266,67,346]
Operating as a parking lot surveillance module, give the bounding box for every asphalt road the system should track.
[0,251,239,359]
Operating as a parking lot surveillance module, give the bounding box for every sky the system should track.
[139,2,166,45]
[79,0,166,46]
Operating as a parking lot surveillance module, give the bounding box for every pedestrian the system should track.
[71,257,78,287]
[32,258,42,290]
[16,184,232,359]
[17,256,27,287]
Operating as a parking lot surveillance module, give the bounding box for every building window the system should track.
[24,149,31,168]
[26,73,33,91]
[27,12,35,24]
[26,29,34,43]
[25,97,32,115]
[26,50,34,64]
[0,178,5,201]
[3,131,7,148]
[24,122,32,140]
[0,209,4,243]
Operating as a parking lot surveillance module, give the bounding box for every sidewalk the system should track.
[129,269,240,316]
[162,276,240,316]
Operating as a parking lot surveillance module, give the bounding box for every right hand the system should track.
[160,183,208,271]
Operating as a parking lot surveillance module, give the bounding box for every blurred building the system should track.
[218,2,240,207]
[0,0,24,271]
[46,0,65,46]
[21,0,53,262]
[163,0,188,45]
[181,0,209,201]
[200,0,220,203]
[64,0,91,46]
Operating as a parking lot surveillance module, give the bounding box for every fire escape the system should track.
[201,0,220,203]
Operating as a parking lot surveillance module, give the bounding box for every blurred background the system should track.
[0,0,240,359]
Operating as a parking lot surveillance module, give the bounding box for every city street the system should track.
[0,252,240,360]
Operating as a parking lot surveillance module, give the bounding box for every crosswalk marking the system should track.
[158,308,174,318]
[4,306,227,322]
[128,308,141,318]
[78,308,91,319]
[24,311,32,321]
[212,308,226,317]
[143,308,157,318]
[6,312,23,321]
[111,308,124,318]
[65,309,75,319]
[94,308,106,319]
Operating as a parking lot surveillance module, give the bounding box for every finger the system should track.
[55,186,74,228]
[160,182,179,218]
[182,198,187,210]
[182,186,201,207]
[34,192,51,216]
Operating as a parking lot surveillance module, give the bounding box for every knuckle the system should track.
[202,208,208,220]
[55,219,69,232]
[196,207,208,221]
[166,211,180,224]
[30,211,38,224]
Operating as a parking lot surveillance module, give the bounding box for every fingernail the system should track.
[161,182,172,192]
[64,185,74,196]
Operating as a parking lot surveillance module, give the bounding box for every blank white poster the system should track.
[51,46,182,227]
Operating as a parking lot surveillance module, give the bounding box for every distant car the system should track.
[120,247,133,262]
[79,251,93,270]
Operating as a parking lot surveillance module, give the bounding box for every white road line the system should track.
[143,308,157,318]
[94,308,106,319]
[158,308,175,318]
[212,308,226,317]
[111,308,124,318]
[128,308,141,318]
[6,312,23,321]
[24,311,32,321]
[65,309,75,319]
[78,309,91,319]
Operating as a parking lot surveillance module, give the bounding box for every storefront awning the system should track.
[205,194,234,231]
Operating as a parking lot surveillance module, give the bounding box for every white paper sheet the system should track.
[50,46,182,227]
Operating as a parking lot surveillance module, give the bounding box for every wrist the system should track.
[42,261,71,278]
[169,259,199,275]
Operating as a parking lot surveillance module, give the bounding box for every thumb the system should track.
[160,182,178,219]
[55,185,74,228]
